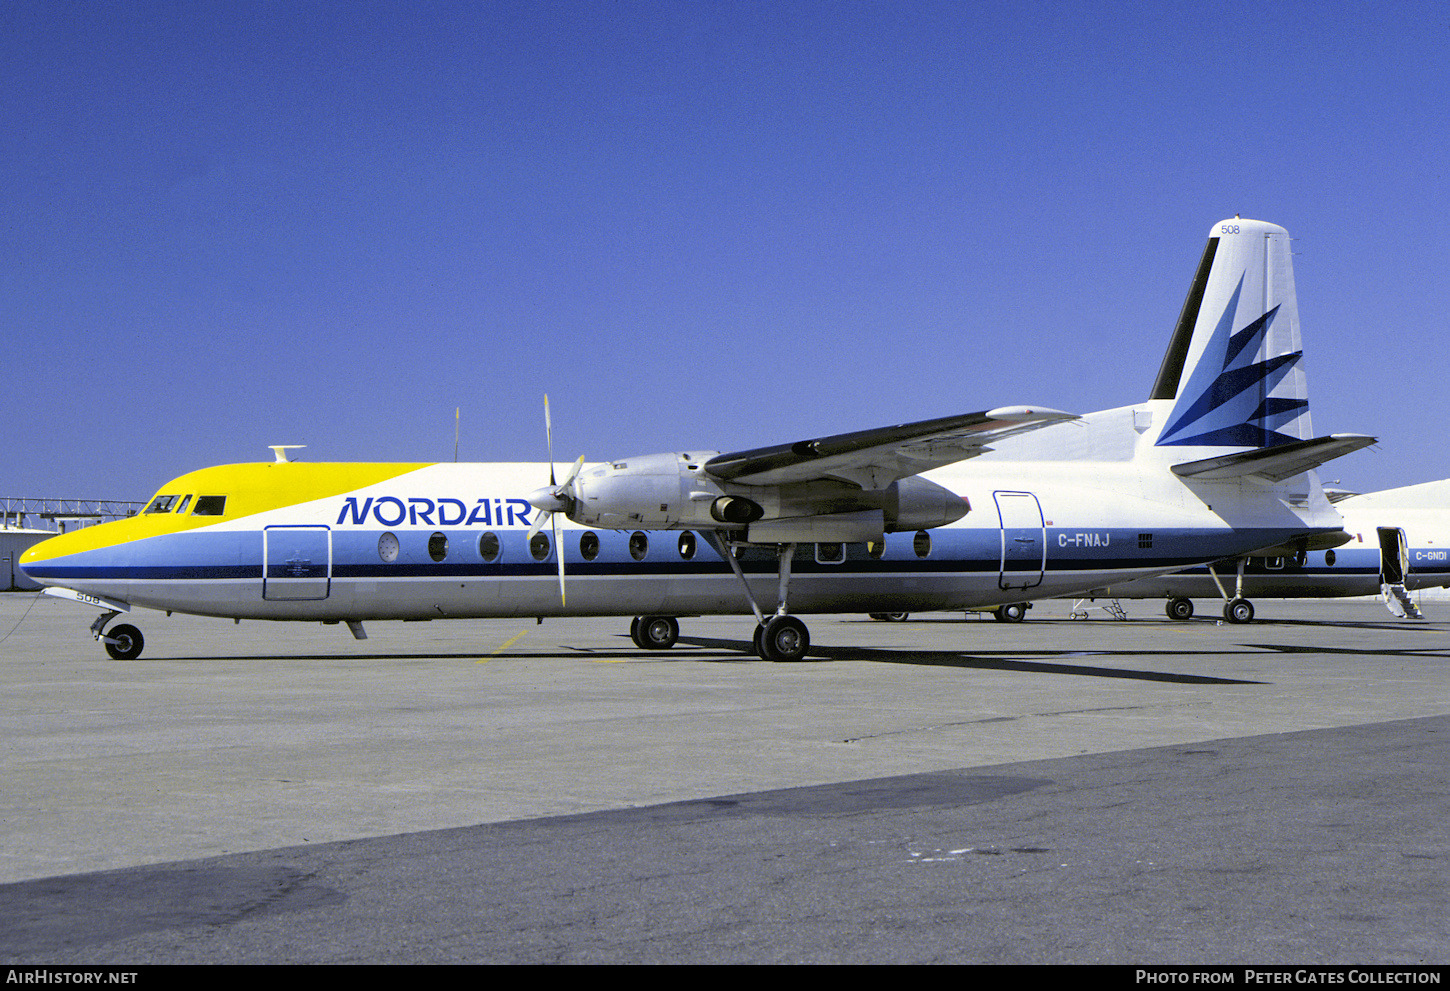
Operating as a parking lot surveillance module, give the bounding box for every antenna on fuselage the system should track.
[269,445,306,463]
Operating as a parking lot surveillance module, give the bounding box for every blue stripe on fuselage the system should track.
[22,526,1339,584]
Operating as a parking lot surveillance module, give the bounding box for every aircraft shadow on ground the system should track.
[676,636,1265,684]
[153,628,1450,681]
[152,641,1259,683]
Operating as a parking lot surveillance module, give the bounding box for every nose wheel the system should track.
[102,623,145,660]
[87,609,145,659]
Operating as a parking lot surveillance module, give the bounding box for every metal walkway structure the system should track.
[1,497,146,531]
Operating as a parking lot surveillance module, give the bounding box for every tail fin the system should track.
[1149,218,1311,449]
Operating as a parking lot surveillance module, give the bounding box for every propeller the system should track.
[524,395,584,605]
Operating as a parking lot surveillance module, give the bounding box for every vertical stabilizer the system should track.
[1152,218,1311,449]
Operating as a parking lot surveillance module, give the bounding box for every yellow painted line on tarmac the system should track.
[478,629,529,661]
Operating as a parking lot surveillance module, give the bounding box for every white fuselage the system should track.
[20,402,1346,623]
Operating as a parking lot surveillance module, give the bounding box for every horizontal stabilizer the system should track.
[1170,434,1376,482]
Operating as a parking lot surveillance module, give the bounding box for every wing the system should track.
[702,406,1078,489]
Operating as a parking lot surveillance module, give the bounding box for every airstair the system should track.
[1382,582,1423,619]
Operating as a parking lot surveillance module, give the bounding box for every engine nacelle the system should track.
[568,452,969,536]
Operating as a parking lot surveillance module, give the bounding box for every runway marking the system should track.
[478,629,530,661]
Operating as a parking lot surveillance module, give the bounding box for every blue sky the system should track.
[3,0,1446,500]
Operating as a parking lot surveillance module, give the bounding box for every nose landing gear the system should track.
[89,610,145,659]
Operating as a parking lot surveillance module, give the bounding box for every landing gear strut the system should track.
[1207,558,1256,624]
[716,537,814,661]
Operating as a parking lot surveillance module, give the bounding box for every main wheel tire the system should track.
[999,602,1027,623]
[1224,598,1255,624]
[629,616,645,648]
[104,624,144,660]
[1166,597,1195,621]
[760,615,810,662]
[638,615,679,649]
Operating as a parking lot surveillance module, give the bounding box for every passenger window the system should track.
[192,496,227,516]
[913,530,932,558]
[580,531,600,561]
[678,531,696,561]
[479,532,501,563]
[428,532,448,562]
[530,532,551,562]
[629,532,649,561]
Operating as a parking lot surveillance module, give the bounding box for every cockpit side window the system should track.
[192,496,227,516]
[145,495,178,514]
[175,495,193,515]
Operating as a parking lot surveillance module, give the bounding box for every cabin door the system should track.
[1378,527,1409,586]
[995,491,1045,590]
[263,525,332,601]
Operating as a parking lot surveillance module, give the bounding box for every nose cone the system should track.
[17,532,72,588]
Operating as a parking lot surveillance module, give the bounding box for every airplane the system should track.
[1071,478,1450,621]
[20,217,1374,661]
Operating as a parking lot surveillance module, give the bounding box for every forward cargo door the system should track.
[263,525,332,601]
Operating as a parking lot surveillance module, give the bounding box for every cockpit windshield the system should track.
[144,495,179,514]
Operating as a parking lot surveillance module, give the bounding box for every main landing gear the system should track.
[994,602,1030,623]
[723,540,814,661]
[1163,558,1257,624]
[1165,596,1195,621]
[629,615,679,650]
[1164,595,1254,623]
[612,536,803,662]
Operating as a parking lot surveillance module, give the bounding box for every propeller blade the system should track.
[553,510,566,606]
[536,393,574,604]
[544,394,557,486]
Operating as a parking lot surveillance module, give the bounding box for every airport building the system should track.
[1,497,146,591]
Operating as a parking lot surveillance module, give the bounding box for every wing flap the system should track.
[704,406,1077,488]
[1170,434,1376,482]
